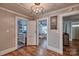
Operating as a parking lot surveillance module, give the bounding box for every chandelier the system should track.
[31,3,44,15]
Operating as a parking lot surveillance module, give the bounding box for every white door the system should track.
[27,21,36,45]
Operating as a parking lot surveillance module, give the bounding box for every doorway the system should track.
[62,13,79,55]
[37,19,48,55]
[16,17,28,48]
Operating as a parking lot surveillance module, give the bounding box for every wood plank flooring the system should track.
[3,40,79,56]
[63,39,79,56]
[3,45,62,56]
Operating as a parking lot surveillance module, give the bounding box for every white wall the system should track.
[72,22,79,40]
[48,16,62,53]
[72,27,79,39]
[38,5,79,54]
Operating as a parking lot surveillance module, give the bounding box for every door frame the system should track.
[16,16,28,49]
[37,17,48,46]
[59,10,79,54]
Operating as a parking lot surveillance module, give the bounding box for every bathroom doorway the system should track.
[16,17,28,48]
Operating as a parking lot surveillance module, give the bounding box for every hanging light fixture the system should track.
[31,3,44,15]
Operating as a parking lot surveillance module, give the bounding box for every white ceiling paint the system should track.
[0,3,78,19]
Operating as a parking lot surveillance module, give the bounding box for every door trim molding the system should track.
[15,16,28,49]
[37,17,48,47]
[59,10,79,53]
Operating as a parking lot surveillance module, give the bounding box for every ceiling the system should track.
[0,3,78,19]
[64,14,79,21]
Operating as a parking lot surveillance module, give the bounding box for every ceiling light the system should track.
[31,3,44,16]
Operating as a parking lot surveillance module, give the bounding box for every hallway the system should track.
[64,39,79,56]
[0,3,79,56]
[4,46,62,56]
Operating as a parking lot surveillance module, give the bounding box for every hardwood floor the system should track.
[3,45,62,56]
[3,40,79,56]
[70,39,79,56]
[63,39,79,56]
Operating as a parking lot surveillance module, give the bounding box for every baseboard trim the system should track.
[0,47,16,56]
[48,46,63,54]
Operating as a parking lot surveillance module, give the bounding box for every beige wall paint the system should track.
[0,9,28,52]
[0,9,16,51]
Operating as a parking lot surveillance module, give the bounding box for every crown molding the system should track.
[39,4,79,18]
[0,6,32,19]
